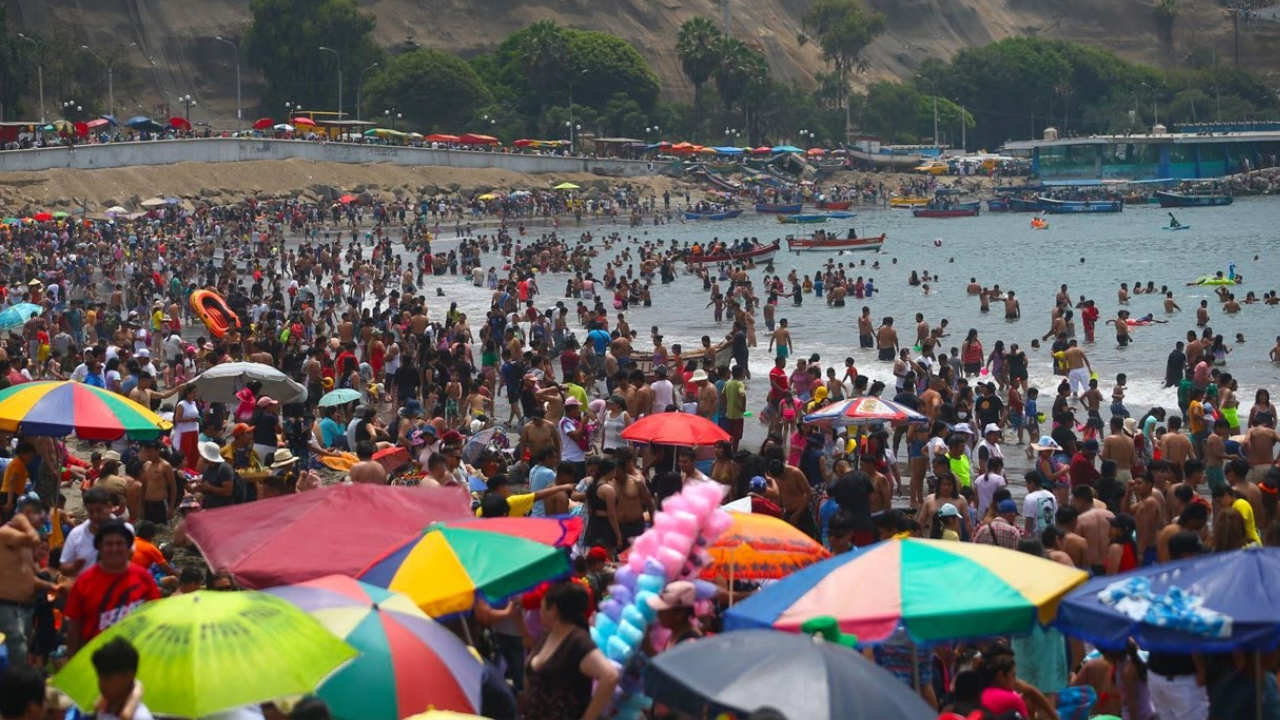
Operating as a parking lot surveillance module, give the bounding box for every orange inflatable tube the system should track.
[190,289,241,338]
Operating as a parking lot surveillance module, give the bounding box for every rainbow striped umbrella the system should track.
[265,575,482,720]
[802,396,927,428]
[0,381,172,441]
[724,538,1088,643]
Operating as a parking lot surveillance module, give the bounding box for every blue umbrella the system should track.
[772,145,803,153]
[125,115,153,128]
[644,628,935,720]
[100,115,120,126]
[1055,546,1280,653]
[0,303,43,331]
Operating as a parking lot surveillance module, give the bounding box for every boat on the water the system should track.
[777,214,828,225]
[754,202,803,214]
[823,211,857,219]
[1155,191,1233,208]
[1038,197,1124,214]
[629,338,735,378]
[684,240,781,266]
[987,198,1012,212]
[889,196,931,209]
[787,230,886,253]
[815,200,853,210]
[684,208,745,221]
[912,200,980,218]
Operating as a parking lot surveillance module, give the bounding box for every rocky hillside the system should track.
[6,0,1279,123]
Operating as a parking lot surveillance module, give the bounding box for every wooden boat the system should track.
[788,231,886,253]
[706,162,741,174]
[1122,193,1159,206]
[190,289,241,338]
[889,196,931,208]
[754,202,803,214]
[986,198,1012,212]
[1155,191,1233,208]
[1038,197,1124,214]
[1007,197,1041,212]
[912,201,980,218]
[824,211,857,219]
[777,214,827,224]
[815,200,852,210]
[684,208,744,221]
[629,338,735,378]
[684,240,781,266]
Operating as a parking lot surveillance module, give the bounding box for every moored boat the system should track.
[684,208,745,221]
[1155,191,1234,208]
[777,214,827,224]
[889,196,931,209]
[912,200,980,218]
[754,202,803,214]
[987,198,1012,212]
[684,240,781,266]
[816,200,852,210]
[787,231,886,253]
[1038,197,1123,214]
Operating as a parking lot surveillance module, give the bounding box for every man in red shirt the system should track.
[65,520,160,655]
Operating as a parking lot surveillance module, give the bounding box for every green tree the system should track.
[244,0,382,117]
[676,17,722,115]
[0,7,30,121]
[362,49,493,131]
[518,20,568,132]
[804,0,885,114]
[713,37,764,113]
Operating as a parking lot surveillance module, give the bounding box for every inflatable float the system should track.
[1195,276,1237,286]
[190,289,241,338]
[1031,218,1048,230]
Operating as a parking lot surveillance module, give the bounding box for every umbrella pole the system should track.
[1257,650,1263,720]
[728,546,736,607]
[912,641,921,691]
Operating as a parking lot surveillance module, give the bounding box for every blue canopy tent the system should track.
[772,145,803,154]
[712,146,745,155]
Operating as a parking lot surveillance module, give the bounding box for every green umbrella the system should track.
[319,388,362,407]
[553,182,580,190]
[52,211,69,219]
[53,590,358,718]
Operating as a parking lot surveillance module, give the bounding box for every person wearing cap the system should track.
[224,422,264,478]
[973,422,1004,476]
[643,581,702,654]
[934,503,963,541]
[973,499,1023,549]
[249,396,284,466]
[64,520,160,654]
[558,397,589,478]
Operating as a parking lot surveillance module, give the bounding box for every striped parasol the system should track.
[0,381,171,440]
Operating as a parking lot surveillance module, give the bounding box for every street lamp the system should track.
[567,69,588,153]
[17,34,44,122]
[81,42,135,118]
[214,36,241,122]
[384,108,401,130]
[318,46,343,119]
[482,114,497,131]
[565,121,582,153]
[799,129,811,145]
[62,100,82,120]
[179,93,196,122]
[357,62,378,121]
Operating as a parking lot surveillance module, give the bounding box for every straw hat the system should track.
[270,449,300,469]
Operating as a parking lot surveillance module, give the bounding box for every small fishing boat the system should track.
[815,200,852,210]
[777,214,828,225]
[684,208,744,221]
[1038,197,1124,214]
[1007,197,1041,212]
[754,202,803,214]
[823,211,857,219]
[889,196,931,209]
[684,240,781,266]
[987,198,1012,212]
[787,231,886,253]
[912,201,980,219]
[1155,191,1233,208]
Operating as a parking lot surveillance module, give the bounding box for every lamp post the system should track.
[357,62,378,121]
[179,94,196,122]
[214,36,241,122]
[567,69,587,152]
[565,121,582,154]
[482,114,497,136]
[799,128,810,145]
[62,100,81,120]
[384,108,401,130]
[1141,82,1159,127]
[645,125,660,140]
[17,34,44,122]
[81,42,135,118]
[318,46,342,119]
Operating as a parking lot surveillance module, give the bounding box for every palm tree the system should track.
[677,17,722,114]
[714,37,758,112]
[519,20,568,132]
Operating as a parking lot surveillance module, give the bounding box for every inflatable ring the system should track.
[190,289,241,338]
[1195,277,1236,286]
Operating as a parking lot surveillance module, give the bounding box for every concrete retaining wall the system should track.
[0,138,656,177]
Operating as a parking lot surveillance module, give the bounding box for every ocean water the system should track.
[427,197,1280,421]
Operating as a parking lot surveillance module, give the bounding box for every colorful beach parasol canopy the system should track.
[265,575,483,720]
[0,302,43,331]
[0,381,172,441]
[724,538,1088,643]
[317,388,362,407]
[802,396,928,428]
[621,411,730,446]
[53,591,358,718]
[702,512,831,580]
[360,523,570,617]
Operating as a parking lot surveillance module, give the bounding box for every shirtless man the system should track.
[629,369,654,418]
[1163,292,1181,313]
[1156,501,1207,563]
[138,441,177,524]
[350,441,389,484]
[0,508,40,662]
[337,312,355,346]
[1100,417,1136,482]
[768,459,815,538]
[1243,420,1280,482]
[518,406,561,461]
[768,319,793,361]
[1129,474,1163,566]
[1204,419,1229,491]
[1054,506,1090,569]
[693,371,718,420]
[915,313,930,346]
[1004,291,1020,319]
[1159,416,1194,477]
[1062,341,1093,399]
[1195,300,1210,327]
[1071,486,1114,574]
[615,458,656,545]
[875,317,898,362]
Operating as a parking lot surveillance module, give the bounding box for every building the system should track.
[1004,123,1280,181]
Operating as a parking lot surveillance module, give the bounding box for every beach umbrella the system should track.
[405,713,487,720]
[52,591,357,718]
[100,114,119,126]
[1,218,18,225]
[552,181,580,190]
[425,133,461,143]
[52,211,69,219]
[645,628,936,720]
[701,512,831,581]
[32,211,54,222]
[125,115,152,127]
[274,123,295,132]
[292,116,317,127]
[807,147,826,156]
[801,396,928,428]
[190,361,307,404]
[359,523,571,617]
[318,388,361,407]
[724,538,1087,643]
[0,381,172,441]
[461,426,509,465]
[169,116,191,130]
[265,575,483,720]
[1055,546,1280,653]
[338,193,356,204]
[772,145,803,153]
[252,117,275,130]
[457,133,499,145]
[105,205,127,215]
[476,192,499,201]
[186,484,472,589]
[620,411,730,446]
[513,138,535,147]
[381,517,583,558]
[50,119,73,134]
[139,197,168,208]
[0,302,43,331]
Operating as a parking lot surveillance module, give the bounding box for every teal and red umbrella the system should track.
[0,380,172,441]
[265,574,482,720]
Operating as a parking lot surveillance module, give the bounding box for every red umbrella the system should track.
[373,446,410,472]
[338,194,356,204]
[424,133,460,143]
[169,116,191,131]
[457,133,500,145]
[74,121,89,137]
[33,211,53,222]
[621,411,730,446]
[252,117,275,130]
[513,139,535,147]
[85,118,109,130]
[292,116,317,127]
[185,483,472,589]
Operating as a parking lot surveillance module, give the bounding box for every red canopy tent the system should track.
[291,116,317,127]
[424,133,460,143]
[457,133,500,145]
[185,483,471,589]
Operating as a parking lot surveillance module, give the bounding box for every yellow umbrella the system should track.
[405,712,487,720]
[553,182,580,190]
[477,193,498,201]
